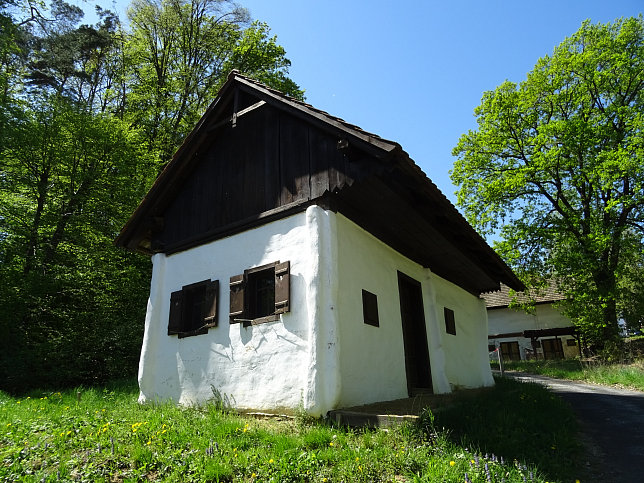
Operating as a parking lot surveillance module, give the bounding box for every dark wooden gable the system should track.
[116,72,524,295]
[152,100,387,253]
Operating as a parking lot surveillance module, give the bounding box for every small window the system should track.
[444,307,456,335]
[362,289,379,327]
[230,261,290,325]
[168,279,219,338]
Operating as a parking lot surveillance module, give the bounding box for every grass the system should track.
[0,378,583,482]
[492,358,644,391]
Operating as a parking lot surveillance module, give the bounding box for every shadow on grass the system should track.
[420,376,583,482]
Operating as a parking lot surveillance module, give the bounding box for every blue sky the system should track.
[98,0,641,203]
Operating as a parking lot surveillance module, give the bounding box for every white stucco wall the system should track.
[138,207,341,414]
[488,304,577,359]
[138,206,495,414]
[432,276,495,389]
[333,215,492,408]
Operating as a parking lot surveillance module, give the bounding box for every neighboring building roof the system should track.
[115,71,524,295]
[482,282,565,309]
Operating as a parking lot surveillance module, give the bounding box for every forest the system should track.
[0,0,303,391]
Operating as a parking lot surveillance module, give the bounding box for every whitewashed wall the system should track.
[138,206,495,414]
[432,276,495,389]
[488,304,577,359]
[139,207,343,414]
[333,215,492,408]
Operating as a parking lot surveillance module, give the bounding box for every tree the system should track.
[126,0,303,166]
[0,0,303,390]
[451,17,644,348]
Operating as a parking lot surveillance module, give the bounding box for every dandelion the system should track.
[450,461,456,467]
[251,473,256,478]
[269,458,274,464]
[355,457,359,462]
[146,441,151,445]
[6,423,11,427]
[329,442,334,447]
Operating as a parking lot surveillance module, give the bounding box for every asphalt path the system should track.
[505,372,644,483]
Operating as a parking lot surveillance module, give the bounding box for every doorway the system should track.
[397,271,432,396]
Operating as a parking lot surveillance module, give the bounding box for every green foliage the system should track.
[126,0,303,165]
[0,94,152,391]
[0,379,580,482]
[452,16,644,347]
[0,0,302,391]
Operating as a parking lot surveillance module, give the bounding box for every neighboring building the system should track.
[116,71,524,415]
[483,284,581,361]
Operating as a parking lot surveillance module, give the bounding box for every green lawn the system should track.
[492,357,644,391]
[1,378,583,482]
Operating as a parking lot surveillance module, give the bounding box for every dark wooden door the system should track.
[542,338,564,360]
[500,341,521,361]
[397,272,432,396]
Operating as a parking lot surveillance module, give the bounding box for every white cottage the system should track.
[116,72,524,416]
[483,284,581,361]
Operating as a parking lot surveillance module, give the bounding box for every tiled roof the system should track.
[482,282,564,308]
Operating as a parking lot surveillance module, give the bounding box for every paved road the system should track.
[506,372,644,483]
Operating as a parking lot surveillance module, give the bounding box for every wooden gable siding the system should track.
[153,103,374,253]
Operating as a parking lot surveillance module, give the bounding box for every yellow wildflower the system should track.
[269,458,274,464]
[450,461,456,466]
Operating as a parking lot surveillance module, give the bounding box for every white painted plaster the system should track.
[433,276,495,389]
[488,304,578,359]
[138,207,495,414]
[303,206,341,415]
[138,253,167,403]
[333,214,491,408]
[138,212,317,412]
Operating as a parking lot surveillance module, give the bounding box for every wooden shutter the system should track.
[203,280,219,328]
[229,274,246,323]
[274,261,290,314]
[168,290,183,335]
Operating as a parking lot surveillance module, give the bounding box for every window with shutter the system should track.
[274,261,290,314]
[229,274,246,323]
[167,279,219,338]
[168,290,184,335]
[230,261,290,325]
